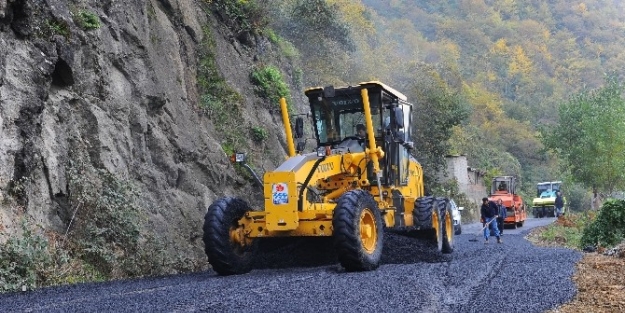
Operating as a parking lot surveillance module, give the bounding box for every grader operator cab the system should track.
[202,81,454,276]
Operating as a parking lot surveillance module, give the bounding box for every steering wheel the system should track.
[341,136,365,143]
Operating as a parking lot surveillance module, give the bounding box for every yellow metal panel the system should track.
[300,201,337,213]
[245,220,334,237]
[409,159,424,198]
[239,207,336,237]
[264,172,299,231]
[383,209,395,228]
[404,196,416,227]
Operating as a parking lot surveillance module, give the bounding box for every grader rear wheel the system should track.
[333,190,383,271]
[438,198,454,254]
[203,197,257,276]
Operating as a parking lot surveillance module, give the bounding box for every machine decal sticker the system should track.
[272,183,289,205]
[318,162,334,173]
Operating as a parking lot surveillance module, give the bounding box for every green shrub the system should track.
[75,10,100,30]
[197,26,243,108]
[46,19,70,38]
[0,219,68,292]
[580,199,625,248]
[197,26,247,155]
[293,68,303,88]
[67,158,143,277]
[210,0,268,33]
[250,65,291,110]
[265,28,279,44]
[263,29,299,59]
[251,126,268,142]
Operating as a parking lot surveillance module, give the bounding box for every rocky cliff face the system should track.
[0,0,294,274]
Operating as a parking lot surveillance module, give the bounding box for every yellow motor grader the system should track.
[203,81,454,275]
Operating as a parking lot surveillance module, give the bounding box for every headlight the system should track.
[316,147,327,157]
[230,152,246,163]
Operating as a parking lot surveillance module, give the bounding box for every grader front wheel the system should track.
[333,190,384,271]
[203,197,256,276]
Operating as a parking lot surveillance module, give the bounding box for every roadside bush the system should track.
[67,157,143,277]
[534,213,594,249]
[580,199,625,248]
[0,218,68,292]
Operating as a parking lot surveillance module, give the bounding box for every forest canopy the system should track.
[216,0,625,201]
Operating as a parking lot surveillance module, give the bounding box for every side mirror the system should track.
[323,85,335,98]
[458,206,464,211]
[393,107,404,128]
[295,117,304,139]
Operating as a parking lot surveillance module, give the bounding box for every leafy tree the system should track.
[406,64,470,189]
[542,74,625,195]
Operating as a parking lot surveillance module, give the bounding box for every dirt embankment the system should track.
[528,222,625,313]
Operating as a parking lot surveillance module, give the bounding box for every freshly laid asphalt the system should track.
[0,217,580,313]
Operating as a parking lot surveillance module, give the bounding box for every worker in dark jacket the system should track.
[496,199,507,235]
[555,191,564,217]
[481,197,501,244]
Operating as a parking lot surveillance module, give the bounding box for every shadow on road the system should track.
[247,231,450,273]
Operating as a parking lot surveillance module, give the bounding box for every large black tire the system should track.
[203,197,256,276]
[413,196,443,252]
[414,196,435,229]
[437,197,454,254]
[455,225,462,235]
[333,189,384,272]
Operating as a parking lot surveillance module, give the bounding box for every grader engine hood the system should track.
[262,152,362,232]
[264,171,300,231]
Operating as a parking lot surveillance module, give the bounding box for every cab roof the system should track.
[304,81,408,101]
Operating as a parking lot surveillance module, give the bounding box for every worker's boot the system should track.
[497,237,502,244]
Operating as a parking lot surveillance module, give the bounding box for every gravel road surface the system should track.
[0,217,580,313]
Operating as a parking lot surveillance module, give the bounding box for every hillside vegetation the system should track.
[1,0,623,292]
[260,0,625,202]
